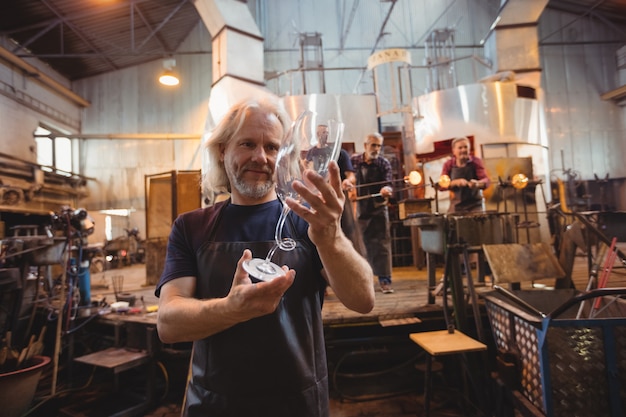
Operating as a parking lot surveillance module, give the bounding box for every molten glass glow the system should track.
[439,174,451,188]
[512,173,529,189]
[405,170,422,186]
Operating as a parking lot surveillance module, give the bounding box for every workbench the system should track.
[68,311,160,417]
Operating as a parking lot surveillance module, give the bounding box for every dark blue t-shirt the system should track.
[156,199,323,296]
[337,148,354,180]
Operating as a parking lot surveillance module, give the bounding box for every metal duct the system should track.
[482,0,549,89]
[193,0,263,84]
[193,0,271,126]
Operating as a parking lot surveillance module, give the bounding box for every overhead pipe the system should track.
[0,44,90,108]
[62,133,202,140]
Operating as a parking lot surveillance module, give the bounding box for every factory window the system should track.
[34,125,77,176]
[35,133,53,166]
[99,208,135,241]
[105,215,112,241]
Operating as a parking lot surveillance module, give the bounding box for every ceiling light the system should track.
[159,71,180,86]
[159,58,180,86]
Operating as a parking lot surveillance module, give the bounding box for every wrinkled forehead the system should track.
[366,136,383,146]
[239,107,284,138]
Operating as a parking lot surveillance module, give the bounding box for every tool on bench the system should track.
[111,274,136,306]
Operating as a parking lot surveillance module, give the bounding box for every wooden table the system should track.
[410,329,487,416]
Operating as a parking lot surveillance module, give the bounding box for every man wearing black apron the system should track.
[440,136,491,275]
[351,132,395,294]
[155,98,375,417]
[440,136,490,213]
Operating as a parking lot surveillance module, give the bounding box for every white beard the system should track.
[231,176,274,199]
[226,160,275,199]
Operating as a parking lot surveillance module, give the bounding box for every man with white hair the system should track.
[440,136,490,213]
[351,132,395,293]
[155,97,375,417]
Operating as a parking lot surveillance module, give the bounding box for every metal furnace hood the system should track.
[413,81,548,154]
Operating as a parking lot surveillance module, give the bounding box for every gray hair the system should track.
[451,136,470,149]
[202,97,291,196]
[366,132,384,143]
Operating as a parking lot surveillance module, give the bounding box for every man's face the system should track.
[316,125,329,147]
[364,136,383,161]
[221,108,283,203]
[452,139,470,162]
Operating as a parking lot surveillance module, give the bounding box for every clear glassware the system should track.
[243,110,344,281]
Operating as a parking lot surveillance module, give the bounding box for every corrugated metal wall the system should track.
[3,0,622,232]
[539,8,626,180]
[72,23,211,217]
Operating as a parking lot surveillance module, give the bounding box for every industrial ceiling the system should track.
[0,0,202,81]
[0,0,625,82]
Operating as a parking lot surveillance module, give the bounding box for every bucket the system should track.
[0,355,50,417]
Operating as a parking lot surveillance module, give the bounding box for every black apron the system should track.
[354,161,392,276]
[183,203,329,417]
[355,162,388,219]
[449,163,483,213]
